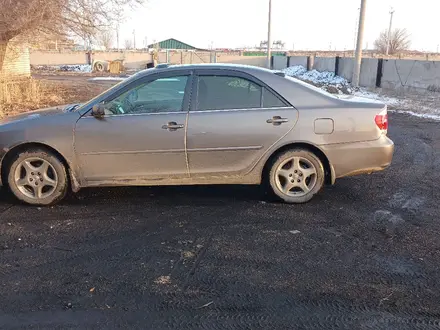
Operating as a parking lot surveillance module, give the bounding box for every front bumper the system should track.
[321,135,394,179]
[0,148,7,186]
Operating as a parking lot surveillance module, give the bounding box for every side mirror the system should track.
[92,104,105,118]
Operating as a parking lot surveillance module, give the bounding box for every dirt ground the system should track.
[0,113,440,329]
[380,88,440,116]
[0,74,113,117]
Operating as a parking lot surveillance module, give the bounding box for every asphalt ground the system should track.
[1,113,440,330]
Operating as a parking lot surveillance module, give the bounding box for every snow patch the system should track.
[282,65,402,107]
[88,77,126,82]
[282,65,351,94]
[353,90,400,106]
[34,64,92,73]
[389,110,440,121]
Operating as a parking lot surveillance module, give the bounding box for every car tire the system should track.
[7,149,68,206]
[267,149,325,203]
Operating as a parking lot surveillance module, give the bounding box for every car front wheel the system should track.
[7,149,68,206]
[268,149,325,203]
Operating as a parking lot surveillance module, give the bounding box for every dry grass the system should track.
[0,78,108,118]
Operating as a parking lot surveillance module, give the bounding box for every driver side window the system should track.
[103,75,189,115]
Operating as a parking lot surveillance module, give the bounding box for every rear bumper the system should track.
[321,135,394,179]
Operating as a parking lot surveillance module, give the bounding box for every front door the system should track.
[186,70,298,177]
[74,73,192,183]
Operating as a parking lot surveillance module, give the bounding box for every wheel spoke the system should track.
[293,157,301,171]
[22,160,38,174]
[277,169,290,180]
[43,174,57,187]
[282,181,297,193]
[16,177,28,187]
[299,181,310,193]
[302,167,316,179]
[36,161,49,174]
[35,185,43,199]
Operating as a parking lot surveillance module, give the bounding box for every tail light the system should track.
[375,109,388,131]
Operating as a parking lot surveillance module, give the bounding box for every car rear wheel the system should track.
[7,149,68,206]
[268,149,325,203]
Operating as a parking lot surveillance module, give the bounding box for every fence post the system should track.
[286,56,291,68]
[335,56,340,76]
[190,52,193,64]
[166,50,170,63]
[180,52,183,64]
[375,58,384,88]
[307,56,314,71]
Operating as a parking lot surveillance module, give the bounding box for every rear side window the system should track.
[262,88,288,108]
[196,76,262,110]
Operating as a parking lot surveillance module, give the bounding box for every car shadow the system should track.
[0,185,270,208]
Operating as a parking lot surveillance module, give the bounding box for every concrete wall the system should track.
[337,58,354,82]
[381,59,440,91]
[28,49,440,91]
[288,56,308,67]
[313,57,336,72]
[273,56,288,70]
[359,58,378,87]
[30,50,153,69]
[30,50,268,69]
[338,58,378,87]
[31,51,88,65]
[118,53,152,69]
[219,55,266,67]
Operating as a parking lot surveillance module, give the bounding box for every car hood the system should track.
[0,103,82,124]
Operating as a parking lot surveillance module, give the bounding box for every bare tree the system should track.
[273,40,285,49]
[0,0,143,72]
[98,30,114,50]
[374,28,411,55]
[124,38,133,49]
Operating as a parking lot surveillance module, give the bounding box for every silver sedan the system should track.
[0,64,394,205]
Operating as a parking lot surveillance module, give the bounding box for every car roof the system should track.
[137,63,275,77]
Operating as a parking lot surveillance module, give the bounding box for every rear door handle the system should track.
[266,116,288,125]
[162,121,184,131]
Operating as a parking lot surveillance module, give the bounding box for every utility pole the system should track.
[353,7,360,55]
[133,29,136,50]
[266,0,272,69]
[116,25,120,50]
[385,8,395,55]
[352,0,367,87]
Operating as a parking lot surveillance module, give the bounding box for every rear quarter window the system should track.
[262,88,288,108]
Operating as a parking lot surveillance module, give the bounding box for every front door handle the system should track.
[162,121,184,131]
[266,116,288,126]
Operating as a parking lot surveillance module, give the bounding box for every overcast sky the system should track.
[118,0,439,51]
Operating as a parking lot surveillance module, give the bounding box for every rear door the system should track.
[186,69,298,177]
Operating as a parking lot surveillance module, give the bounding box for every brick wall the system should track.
[0,41,31,79]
